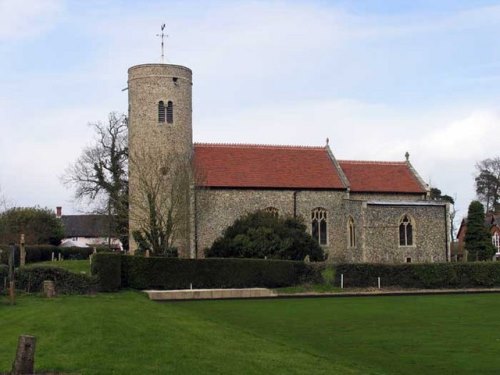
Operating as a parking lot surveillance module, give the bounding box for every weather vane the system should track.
[156,24,168,63]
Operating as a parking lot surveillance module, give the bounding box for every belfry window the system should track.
[158,101,165,122]
[312,208,328,245]
[166,101,173,123]
[399,215,413,246]
[348,217,356,248]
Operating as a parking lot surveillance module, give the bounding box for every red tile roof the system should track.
[194,144,345,189]
[193,143,426,194]
[338,160,426,194]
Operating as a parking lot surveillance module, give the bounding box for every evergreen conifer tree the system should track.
[464,200,495,261]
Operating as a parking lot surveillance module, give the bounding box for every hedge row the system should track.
[335,262,500,289]
[0,245,112,266]
[91,253,319,291]
[15,266,98,294]
[90,253,122,292]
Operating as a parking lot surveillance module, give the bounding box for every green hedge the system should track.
[15,266,97,294]
[0,245,112,266]
[0,264,8,293]
[335,262,500,289]
[90,254,318,291]
[91,252,122,292]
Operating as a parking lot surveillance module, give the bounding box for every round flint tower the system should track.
[128,63,193,255]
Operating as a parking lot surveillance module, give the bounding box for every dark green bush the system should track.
[15,266,97,294]
[119,256,318,290]
[91,252,122,292]
[206,211,325,261]
[0,264,8,293]
[335,262,500,289]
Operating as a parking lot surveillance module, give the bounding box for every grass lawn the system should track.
[1,292,500,374]
[25,259,91,274]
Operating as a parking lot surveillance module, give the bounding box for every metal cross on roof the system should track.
[156,24,168,63]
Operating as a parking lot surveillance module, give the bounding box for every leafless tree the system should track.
[129,146,206,256]
[63,112,129,248]
[475,157,500,212]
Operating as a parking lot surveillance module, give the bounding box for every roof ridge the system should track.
[194,142,325,150]
[339,160,406,165]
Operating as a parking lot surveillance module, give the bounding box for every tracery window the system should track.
[158,101,165,122]
[312,207,328,245]
[166,101,173,123]
[399,215,413,246]
[348,216,356,248]
[264,207,279,217]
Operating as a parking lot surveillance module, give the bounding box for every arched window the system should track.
[312,208,328,245]
[158,101,165,122]
[166,101,173,123]
[399,215,413,246]
[264,207,279,217]
[348,216,356,248]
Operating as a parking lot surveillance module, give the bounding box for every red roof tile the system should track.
[338,160,426,194]
[194,144,345,189]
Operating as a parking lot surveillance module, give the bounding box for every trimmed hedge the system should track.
[91,252,122,292]
[91,254,318,291]
[335,262,500,289]
[15,266,97,294]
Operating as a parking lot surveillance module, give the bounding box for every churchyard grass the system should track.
[1,292,500,374]
[25,259,91,274]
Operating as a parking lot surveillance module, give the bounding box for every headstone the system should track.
[43,280,55,298]
[51,252,55,261]
[58,253,62,261]
[10,335,36,375]
[145,250,150,258]
[304,255,310,263]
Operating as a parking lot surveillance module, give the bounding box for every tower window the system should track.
[166,101,173,123]
[158,101,165,122]
[312,207,328,245]
[399,215,413,246]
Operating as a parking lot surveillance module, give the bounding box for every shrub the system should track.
[206,211,325,261]
[15,266,97,294]
[91,252,122,292]
[118,256,318,290]
[335,262,500,289]
[0,264,8,293]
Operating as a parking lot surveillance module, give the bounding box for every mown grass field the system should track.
[2,291,500,374]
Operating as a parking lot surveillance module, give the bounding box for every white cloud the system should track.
[0,0,64,40]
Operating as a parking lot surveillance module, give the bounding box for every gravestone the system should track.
[11,335,36,375]
[43,280,55,298]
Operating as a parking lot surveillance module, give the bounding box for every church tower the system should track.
[127,64,193,255]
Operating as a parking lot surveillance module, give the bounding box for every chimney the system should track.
[56,206,62,218]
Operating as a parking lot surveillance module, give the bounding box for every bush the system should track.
[335,262,500,289]
[91,252,122,292]
[15,266,97,294]
[0,264,8,293]
[116,256,318,290]
[206,211,325,261]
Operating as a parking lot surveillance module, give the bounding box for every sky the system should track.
[1,0,500,228]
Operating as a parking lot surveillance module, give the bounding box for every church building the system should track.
[127,63,451,263]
